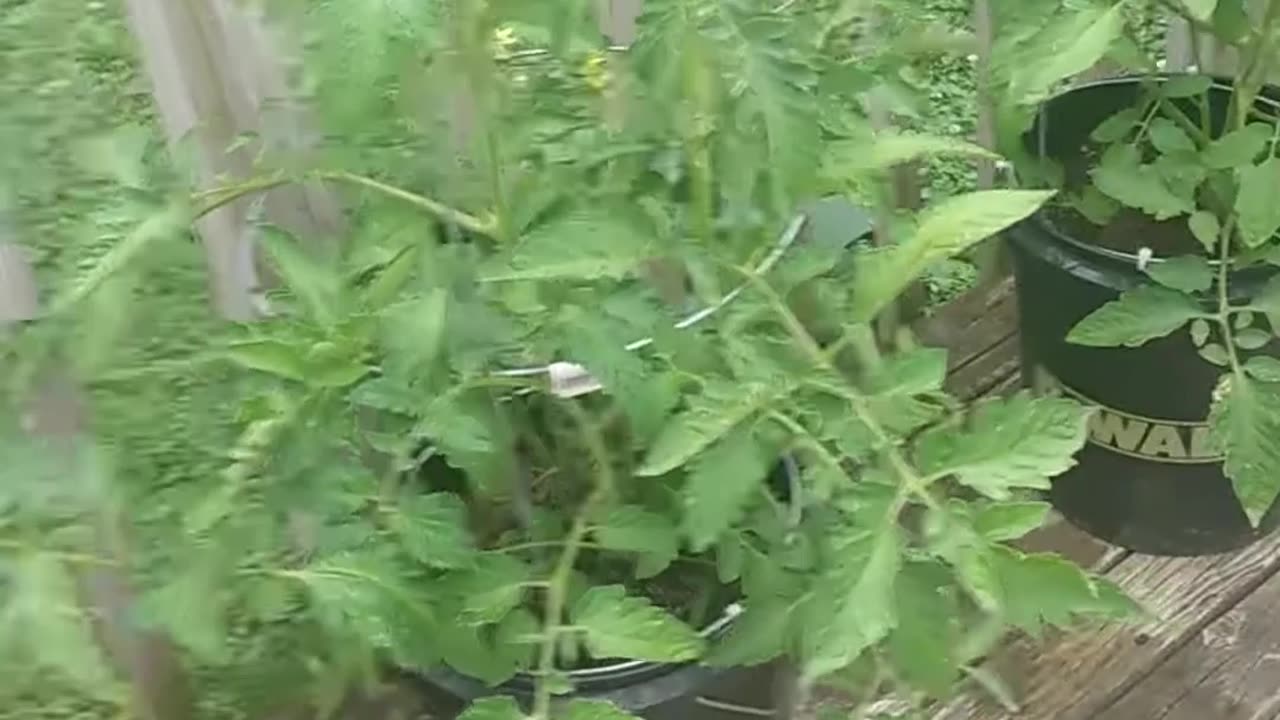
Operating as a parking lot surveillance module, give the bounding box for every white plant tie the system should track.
[1137,246,1154,272]
[498,215,810,397]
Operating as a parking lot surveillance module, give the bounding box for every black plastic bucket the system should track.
[1009,76,1280,555]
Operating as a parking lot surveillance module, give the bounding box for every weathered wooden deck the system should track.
[922,280,1280,720]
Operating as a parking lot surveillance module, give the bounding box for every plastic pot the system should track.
[1009,75,1280,555]
[412,606,786,718]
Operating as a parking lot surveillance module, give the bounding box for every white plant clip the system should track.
[547,362,605,398]
[1137,247,1154,272]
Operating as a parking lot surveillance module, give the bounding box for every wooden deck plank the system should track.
[933,530,1280,720]
[1097,568,1280,720]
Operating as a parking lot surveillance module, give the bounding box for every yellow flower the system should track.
[582,53,610,91]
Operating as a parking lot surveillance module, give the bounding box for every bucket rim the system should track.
[1021,73,1280,269]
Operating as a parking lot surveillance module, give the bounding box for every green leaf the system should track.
[1010,6,1125,105]
[802,525,901,679]
[1212,0,1251,40]
[1246,357,1280,382]
[139,560,229,663]
[260,226,343,327]
[1181,0,1218,22]
[594,506,679,578]
[1235,328,1271,350]
[224,339,307,381]
[294,553,440,667]
[1191,318,1212,347]
[828,133,998,173]
[716,532,745,583]
[562,699,644,720]
[1235,159,1280,247]
[852,190,1054,321]
[705,600,790,667]
[1091,145,1192,220]
[681,429,770,551]
[990,547,1112,635]
[1200,343,1231,366]
[444,555,531,625]
[72,124,150,188]
[1145,255,1212,293]
[1203,123,1271,169]
[1068,285,1204,348]
[1091,108,1141,143]
[888,561,957,696]
[916,392,1091,498]
[457,696,525,720]
[381,290,449,376]
[1162,74,1214,98]
[864,348,948,395]
[482,211,653,281]
[1210,375,1280,525]
[438,621,520,685]
[392,493,475,569]
[1189,211,1221,253]
[638,379,786,477]
[571,585,705,662]
[7,553,117,695]
[973,501,1053,541]
[1148,119,1196,154]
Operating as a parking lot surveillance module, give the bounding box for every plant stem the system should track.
[1216,215,1246,379]
[530,401,615,720]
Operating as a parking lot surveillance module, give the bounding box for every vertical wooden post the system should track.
[0,222,193,720]
[124,0,343,321]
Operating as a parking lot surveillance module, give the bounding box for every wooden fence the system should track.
[0,2,1254,718]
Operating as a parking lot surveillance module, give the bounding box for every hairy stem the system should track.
[531,401,615,720]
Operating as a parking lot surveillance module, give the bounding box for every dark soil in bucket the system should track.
[1010,75,1280,555]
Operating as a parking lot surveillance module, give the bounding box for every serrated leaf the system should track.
[1091,145,1192,220]
[681,430,770,551]
[260,226,343,327]
[1191,318,1212,347]
[438,621,520,685]
[381,290,448,377]
[458,696,525,720]
[562,699,644,720]
[1091,108,1141,143]
[392,493,475,569]
[594,506,679,578]
[1235,328,1271,350]
[802,525,901,678]
[716,532,745,583]
[1149,119,1196,154]
[1068,285,1204,348]
[1200,343,1230,366]
[571,585,705,662]
[482,211,653,281]
[865,348,948,395]
[1247,357,1280,381]
[1189,211,1221,253]
[1236,159,1280,247]
[1235,310,1256,330]
[852,190,1054,320]
[443,555,531,625]
[139,560,229,663]
[990,547,1110,635]
[294,552,439,666]
[638,379,786,477]
[888,561,957,696]
[1203,123,1271,169]
[973,501,1053,541]
[916,393,1091,498]
[1211,375,1280,525]
[1181,0,1218,21]
[1145,255,1212,293]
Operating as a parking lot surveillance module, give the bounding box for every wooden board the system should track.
[933,530,1280,720]
[1097,568,1280,720]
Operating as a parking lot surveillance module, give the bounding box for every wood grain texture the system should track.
[933,530,1280,720]
[1098,568,1280,720]
[917,277,1016,369]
